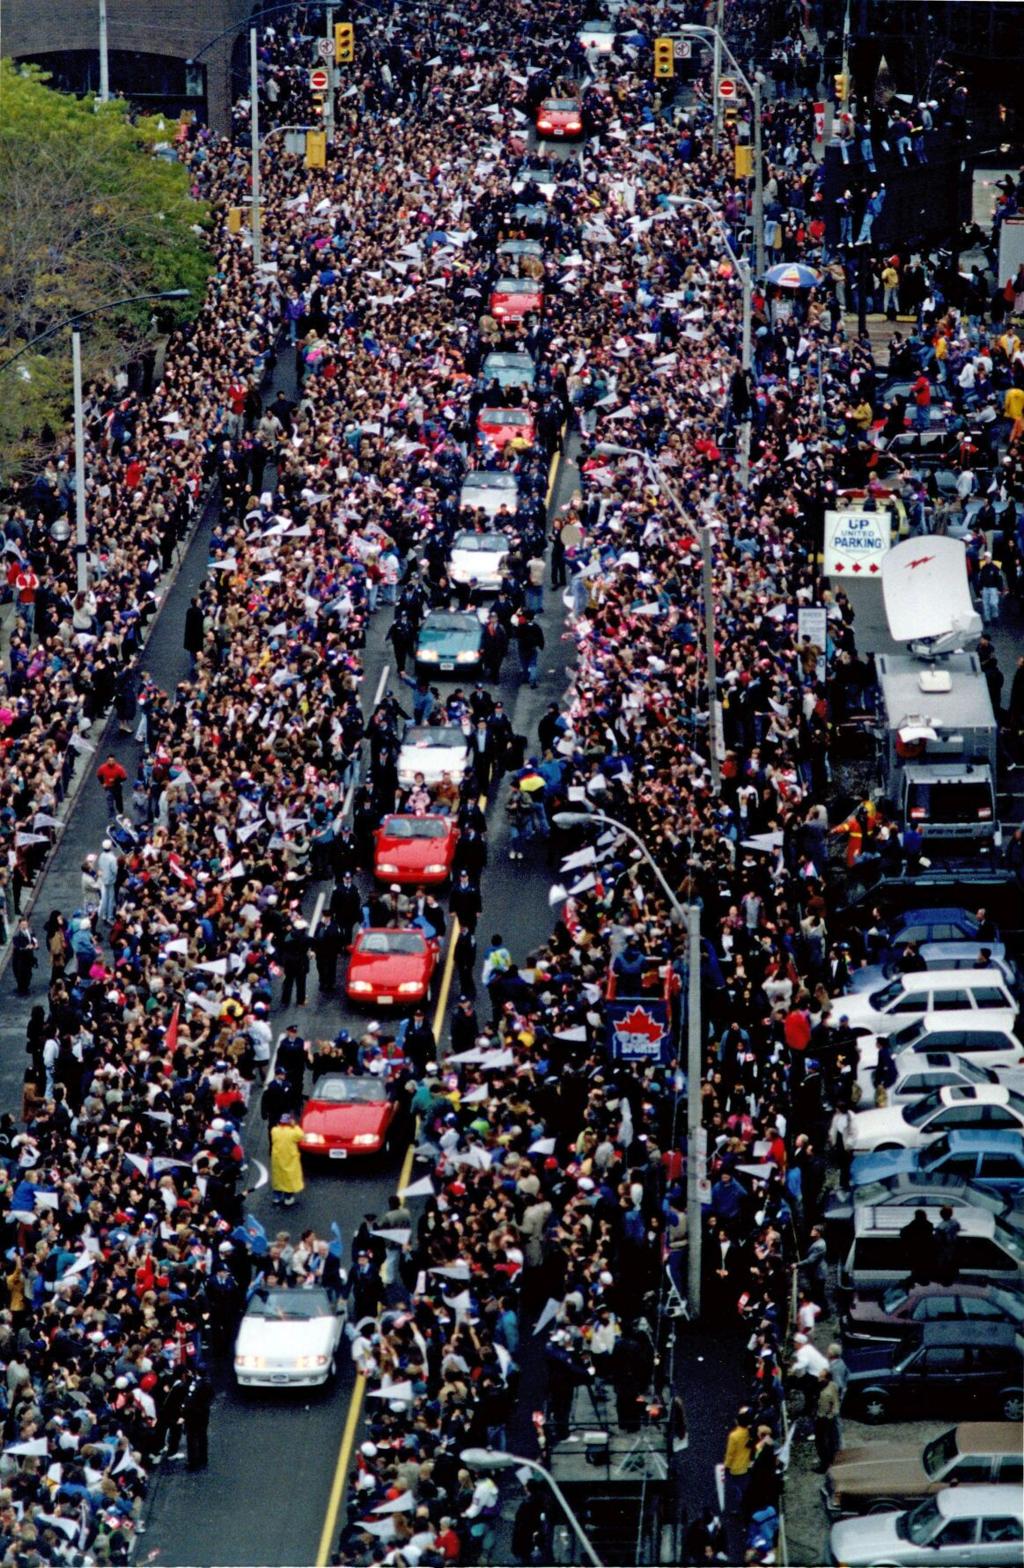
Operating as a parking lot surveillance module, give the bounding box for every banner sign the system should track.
[824,509,891,576]
[606,998,672,1063]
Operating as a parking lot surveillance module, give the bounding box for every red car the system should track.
[536,97,583,138]
[299,1074,398,1160]
[477,407,536,451]
[373,814,459,885]
[489,278,544,322]
[345,927,439,1007]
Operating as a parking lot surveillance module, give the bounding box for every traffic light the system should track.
[723,100,739,130]
[312,91,325,117]
[305,130,327,168]
[653,36,674,79]
[734,143,753,177]
[335,21,354,62]
[834,71,848,101]
[227,206,242,234]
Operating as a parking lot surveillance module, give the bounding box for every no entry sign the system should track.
[718,76,737,98]
[310,66,330,91]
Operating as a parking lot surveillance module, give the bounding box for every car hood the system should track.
[301,1101,389,1139]
[829,1445,929,1499]
[398,742,468,783]
[349,949,424,985]
[830,1511,905,1565]
[450,546,506,573]
[236,1314,336,1360]
[850,1106,914,1146]
[848,964,887,993]
[831,989,885,1022]
[376,836,449,870]
[850,1147,920,1185]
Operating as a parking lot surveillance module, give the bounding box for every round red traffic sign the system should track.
[310,66,329,91]
[718,76,736,98]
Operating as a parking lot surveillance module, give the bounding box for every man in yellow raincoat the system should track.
[270,1112,305,1208]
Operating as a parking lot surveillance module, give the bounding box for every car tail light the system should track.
[909,807,926,820]
[977,807,992,819]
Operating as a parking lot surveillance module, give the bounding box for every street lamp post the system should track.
[553,810,704,1317]
[676,25,765,278]
[460,1448,604,1568]
[249,28,262,271]
[98,0,110,102]
[591,442,722,792]
[0,290,191,593]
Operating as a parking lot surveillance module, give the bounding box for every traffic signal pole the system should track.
[249,27,262,271]
[324,4,336,147]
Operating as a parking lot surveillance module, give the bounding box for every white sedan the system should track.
[854,1046,1013,1106]
[448,529,511,593]
[397,724,470,789]
[849,1083,1024,1155]
[234,1285,347,1389]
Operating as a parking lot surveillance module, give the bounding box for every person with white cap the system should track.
[96,838,121,926]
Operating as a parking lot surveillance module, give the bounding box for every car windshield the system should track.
[902,1091,945,1128]
[901,1496,942,1545]
[453,532,508,553]
[881,1285,911,1314]
[421,613,477,634]
[891,1020,928,1049]
[382,817,447,839]
[248,1288,332,1321]
[404,728,466,750]
[463,472,517,490]
[919,1135,952,1168]
[315,1076,387,1105]
[481,409,532,424]
[922,1427,960,1479]
[993,1220,1024,1263]
[484,354,533,370]
[494,280,541,295]
[543,99,580,110]
[358,932,426,956]
[989,1288,1024,1322]
[869,979,905,1010]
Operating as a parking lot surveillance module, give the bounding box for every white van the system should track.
[833,970,1017,1037]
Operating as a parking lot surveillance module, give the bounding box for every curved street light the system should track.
[0,290,191,375]
[459,1448,604,1568]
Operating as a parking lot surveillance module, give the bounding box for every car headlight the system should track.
[352,1132,381,1147]
[348,980,373,994]
[398,980,423,994]
[567,119,582,130]
[418,649,439,662]
[302,1132,326,1146]
[235,1355,266,1369]
[493,303,506,316]
[377,861,399,875]
[456,649,478,663]
[423,863,446,875]
[538,118,552,129]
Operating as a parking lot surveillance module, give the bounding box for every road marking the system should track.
[545,450,562,508]
[309,890,326,936]
[315,1370,367,1567]
[432,915,459,1046]
[341,780,355,818]
[373,662,390,706]
[249,1159,268,1191]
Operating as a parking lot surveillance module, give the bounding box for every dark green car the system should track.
[415,611,484,677]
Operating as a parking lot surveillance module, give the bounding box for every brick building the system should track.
[3,0,255,131]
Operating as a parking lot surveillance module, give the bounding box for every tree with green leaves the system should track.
[0,60,211,474]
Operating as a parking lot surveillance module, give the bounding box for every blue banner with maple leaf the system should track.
[606,998,672,1063]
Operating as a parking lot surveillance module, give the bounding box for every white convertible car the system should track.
[397,724,470,789]
[448,529,511,593]
[234,1285,347,1389]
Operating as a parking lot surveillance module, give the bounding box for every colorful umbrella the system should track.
[518,770,545,793]
[764,263,821,290]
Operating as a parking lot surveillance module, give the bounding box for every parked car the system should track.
[832,871,1023,947]
[458,470,519,520]
[879,907,994,958]
[345,927,440,1008]
[842,1322,1024,1425]
[853,1047,1008,1107]
[415,610,485,676]
[827,1484,1023,1566]
[848,1084,1024,1155]
[850,1128,1024,1192]
[832,969,1017,1037]
[397,725,470,789]
[825,1422,1024,1518]
[372,814,459,885]
[823,1172,1010,1260]
[884,1020,1024,1073]
[578,17,617,52]
[299,1074,400,1161]
[842,1283,1024,1346]
[234,1285,347,1389]
[448,529,511,593]
[837,1206,1024,1300]
[845,943,1010,994]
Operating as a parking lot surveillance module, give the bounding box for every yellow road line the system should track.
[545,448,562,507]
[315,1370,367,1566]
[432,914,460,1042]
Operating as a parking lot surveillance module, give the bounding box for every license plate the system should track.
[329,1148,348,1160]
[271,1374,290,1383]
[377,995,393,1005]
[440,661,454,671]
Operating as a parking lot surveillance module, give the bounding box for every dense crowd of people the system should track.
[0,0,1021,1562]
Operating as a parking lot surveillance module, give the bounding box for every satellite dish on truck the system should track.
[881,535,982,655]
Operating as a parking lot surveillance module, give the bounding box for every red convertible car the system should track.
[477,406,536,451]
[489,277,544,322]
[373,814,459,884]
[345,927,439,1006]
[536,97,583,138]
[299,1074,398,1160]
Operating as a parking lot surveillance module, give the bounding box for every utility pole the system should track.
[753,76,765,279]
[72,331,89,595]
[249,27,262,271]
[686,900,703,1317]
[98,0,110,101]
[324,4,336,147]
[700,524,721,795]
[712,0,724,153]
